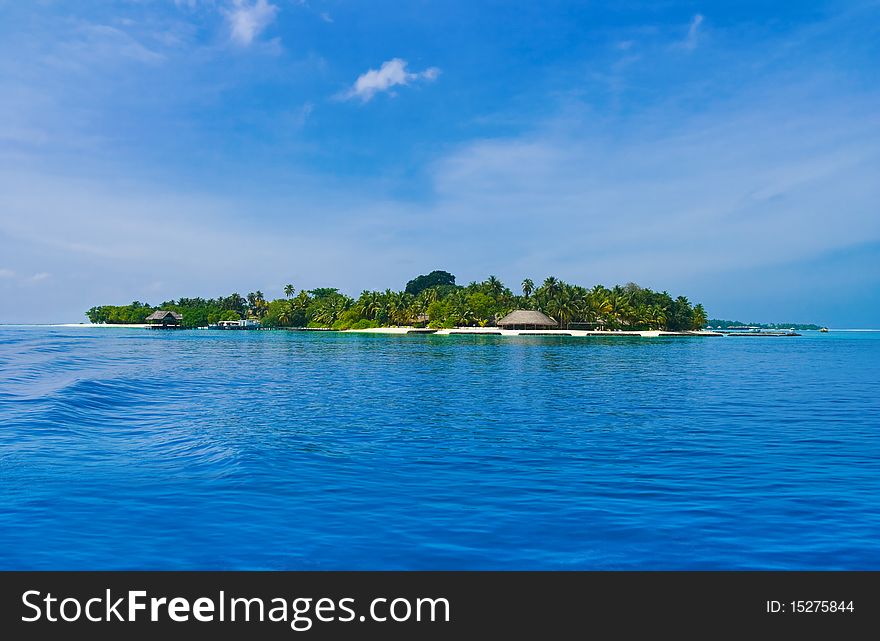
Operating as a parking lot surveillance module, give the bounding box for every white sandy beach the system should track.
[39,324,725,336]
[52,323,150,328]
[345,327,723,337]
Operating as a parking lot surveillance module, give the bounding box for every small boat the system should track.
[820,327,829,333]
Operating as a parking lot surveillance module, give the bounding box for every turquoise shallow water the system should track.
[0,327,878,569]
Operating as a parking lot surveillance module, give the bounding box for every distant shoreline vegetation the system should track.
[708,319,823,331]
[86,270,710,331]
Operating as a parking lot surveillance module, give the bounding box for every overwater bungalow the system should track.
[145,310,183,329]
[496,310,558,330]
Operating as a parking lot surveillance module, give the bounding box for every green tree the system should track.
[691,304,707,330]
[485,275,504,298]
[405,270,456,296]
[467,292,496,324]
[544,286,576,329]
[356,291,380,320]
[309,287,340,299]
[542,276,560,295]
[85,274,710,333]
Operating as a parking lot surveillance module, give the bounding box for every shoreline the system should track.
[51,323,151,328]
[8,325,875,333]
[344,327,725,337]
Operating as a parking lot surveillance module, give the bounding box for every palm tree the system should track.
[276,302,292,326]
[293,291,310,311]
[644,305,666,330]
[544,286,575,329]
[606,293,634,329]
[569,286,590,323]
[485,275,503,297]
[534,276,561,313]
[313,295,351,327]
[451,305,474,326]
[417,288,438,308]
[554,287,577,329]
[380,289,399,325]
[691,304,707,330]
[356,291,381,320]
[589,288,612,329]
[445,291,474,326]
[409,289,437,323]
[542,276,560,295]
[521,278,534,299]
[390,291,413,325]
[284,284,295,299]
[312,303,335,327]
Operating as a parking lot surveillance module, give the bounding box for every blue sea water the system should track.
[0,327,878,570]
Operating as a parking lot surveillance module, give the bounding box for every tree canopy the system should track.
[404,270,457,296]
[88,272,713,332]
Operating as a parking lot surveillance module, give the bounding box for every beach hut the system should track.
[496,310,558,330]
[145,310,183,328]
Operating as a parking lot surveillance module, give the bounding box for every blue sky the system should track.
[1,1,878,326]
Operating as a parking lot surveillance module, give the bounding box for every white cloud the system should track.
[0,268,50,286]
[425,93,880,294]
[0,169,411,322]
[320,12,333,24]
[345,58,440,102]
[680,14,704,51]
[2,84,877,324]
[224,0,279,46]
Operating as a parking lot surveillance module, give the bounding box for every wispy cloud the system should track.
[679,14,704,51]
[2,1,877,325]
[224,0,279,46]
[0,269,51,285]
[0,169,399,321]
[344,58,440,102]
[424,89,880,307]
[61,24,165,65]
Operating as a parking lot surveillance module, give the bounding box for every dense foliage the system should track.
[87,294,248,328]
[87,272,710,331]
[404,270,457,296]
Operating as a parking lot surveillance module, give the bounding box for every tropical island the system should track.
[86,270,709,332]
[708,319,824,331]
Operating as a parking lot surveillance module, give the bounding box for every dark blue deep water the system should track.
[1,327,878,569]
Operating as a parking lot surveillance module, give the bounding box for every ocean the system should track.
[1,327,878,569]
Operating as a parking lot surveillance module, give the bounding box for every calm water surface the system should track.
[1,327,878,569]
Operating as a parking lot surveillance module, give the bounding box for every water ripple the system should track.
[1,327,879,569]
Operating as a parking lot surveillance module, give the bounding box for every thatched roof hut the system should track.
[496,310,558,330]
[145,310,183,327]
